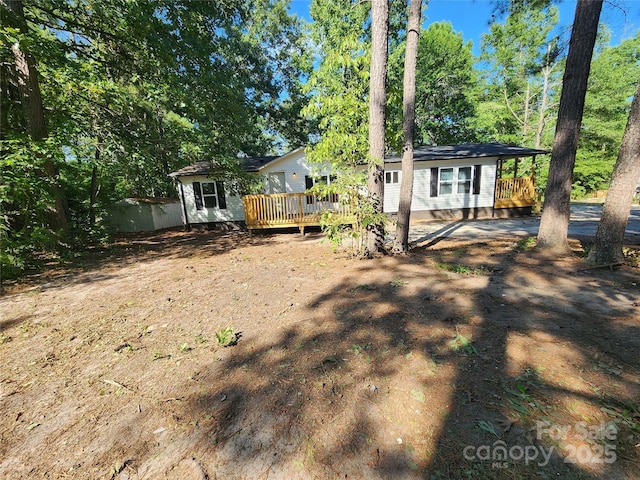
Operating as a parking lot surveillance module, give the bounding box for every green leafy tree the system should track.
[413,21,477,145]
[304,0,407,255]
[478,4,561,147]
[303,0,373,253]
[573,31,640,197]
[1,0,310,279]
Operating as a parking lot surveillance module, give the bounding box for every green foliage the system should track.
[0,0,310,279]
[477,5,561,147]
[449,331,477,354]
[411,21,478,145]
[0,138,65,276]
[575,31,640,196]
[303,0,375,254]
[215,326,237,347]
[303,0,407,254]
[515,236,537,251]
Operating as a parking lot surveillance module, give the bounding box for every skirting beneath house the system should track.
[186,221,246,231]
[398,206,532,223]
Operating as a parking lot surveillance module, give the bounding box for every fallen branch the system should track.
[102,379,130,391]
[579,262,623,272]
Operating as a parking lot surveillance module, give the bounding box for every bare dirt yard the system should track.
[1,227,639,479]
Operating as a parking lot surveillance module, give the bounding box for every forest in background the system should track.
[1,0,639,276]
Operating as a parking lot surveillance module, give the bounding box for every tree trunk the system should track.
[586,77,640,265]
[535,43,553,150]
[3,0,70,232]
[89,142,101,228]
[365,0,389,256]
[537,0,602,252]
[522,80,531,141]
[392,0,421,254]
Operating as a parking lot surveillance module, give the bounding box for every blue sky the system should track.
[289,0,640,54]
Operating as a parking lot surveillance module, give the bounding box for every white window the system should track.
[193,181,227,210]
[438,167,474,195]
[201,182,219,208]
[431,165,481,198]
[457,167,472,194]
[385,171,400,184]
[439,168,454,195]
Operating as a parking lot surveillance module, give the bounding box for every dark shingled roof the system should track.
[169,144,548,178]
[241,155,280,172]
[169,155,279,177]
[385,143,549,163]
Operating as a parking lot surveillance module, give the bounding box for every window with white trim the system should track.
[385,171,400,184]
[457,167,472,194]
[202,182,219,208]
[431,165,481,197]
[192,181,227,210]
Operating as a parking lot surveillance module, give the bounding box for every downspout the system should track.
[177,178,191,231]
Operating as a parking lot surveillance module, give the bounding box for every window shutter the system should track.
[305,175,314,204]
[473,165,481,194]
[430,168,438,197]
[193,182,204,210]
[215,181,227,209]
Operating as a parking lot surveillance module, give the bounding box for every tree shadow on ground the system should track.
[0,314,32,334]
[128,239,639,478]
[2,229,282,297]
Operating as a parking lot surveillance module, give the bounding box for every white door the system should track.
[268,172,286,194]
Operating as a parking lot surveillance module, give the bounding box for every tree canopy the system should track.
[413,21,477,145]
[1,0,310,276]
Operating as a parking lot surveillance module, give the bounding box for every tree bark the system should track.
[535,43,553,150]
[392,0,421,254]
[537,0,603,252]
[586,77,640,265]
[2,0,70,232]
[89,140,102,228]
[365,0,389,256]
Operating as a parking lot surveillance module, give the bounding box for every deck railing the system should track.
[494,176,535,208]
[242,192,353,233]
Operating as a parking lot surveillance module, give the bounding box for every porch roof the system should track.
[385,143,549,164]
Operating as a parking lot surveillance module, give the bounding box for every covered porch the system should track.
[242,192,353,234]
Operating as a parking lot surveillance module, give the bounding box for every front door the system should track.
[268,172,286,194]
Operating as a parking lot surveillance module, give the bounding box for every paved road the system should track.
[407,203,640,245]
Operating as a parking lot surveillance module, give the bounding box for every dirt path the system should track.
[1,229,639,479]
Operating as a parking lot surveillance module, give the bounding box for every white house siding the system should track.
[383,157,497,213]
[180,175,245,224]
[258,148,332,193]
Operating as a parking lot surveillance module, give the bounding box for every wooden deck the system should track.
[494,176,535,208]
[242,193,353,234]
[243,177,534,234]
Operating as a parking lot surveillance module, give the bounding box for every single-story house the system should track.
[169,143,547,232]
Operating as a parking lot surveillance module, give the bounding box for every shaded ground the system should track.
[1,227,639,479]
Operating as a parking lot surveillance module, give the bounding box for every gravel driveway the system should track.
[407,203,640,245]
